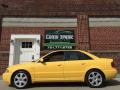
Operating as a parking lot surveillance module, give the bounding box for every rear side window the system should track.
[65,51,92,60]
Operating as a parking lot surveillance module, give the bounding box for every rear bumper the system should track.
[104,68,117,80]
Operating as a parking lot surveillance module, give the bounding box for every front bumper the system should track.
[2,72,12,85]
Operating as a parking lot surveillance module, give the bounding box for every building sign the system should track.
[44,30,75,49]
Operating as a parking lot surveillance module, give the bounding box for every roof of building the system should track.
[0,0,120,16]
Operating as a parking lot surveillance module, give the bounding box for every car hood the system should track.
[7,62,35,71]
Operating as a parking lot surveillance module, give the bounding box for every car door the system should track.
[64,51,92,81]
[34,51,64,81]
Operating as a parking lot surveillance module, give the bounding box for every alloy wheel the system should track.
[13,72,28,88]
[88,71,103,87]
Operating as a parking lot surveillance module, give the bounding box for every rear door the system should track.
[64,51,93,80]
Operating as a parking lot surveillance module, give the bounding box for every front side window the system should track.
[65,51,92,60]
[43,51,64,62]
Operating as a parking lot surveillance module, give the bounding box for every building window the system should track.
[22,42,32,48]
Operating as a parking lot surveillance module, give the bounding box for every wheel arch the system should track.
[10,69,32,85]
[84,68,106,82]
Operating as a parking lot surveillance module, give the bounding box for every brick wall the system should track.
[90,27,120,50]
[77,15,90,50]
[0,17,2,42]
[0,52,9,74]
[1,0,120,16]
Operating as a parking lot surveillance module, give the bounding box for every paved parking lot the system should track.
[0,75,120,90]
[0,77,2,80]
[0,79,120,90]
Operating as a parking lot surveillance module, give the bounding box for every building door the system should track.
[9,34,40,66]
[14,39,35,64]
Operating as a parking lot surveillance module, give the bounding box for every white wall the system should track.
[89,18,120,27]
[2,18,77,27]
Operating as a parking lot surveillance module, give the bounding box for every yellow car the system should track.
[3,50,117,89]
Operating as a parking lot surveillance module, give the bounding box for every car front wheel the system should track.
[85,70,105,88]
[11,71,31,89]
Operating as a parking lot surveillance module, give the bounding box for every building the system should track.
[0,0,120,74]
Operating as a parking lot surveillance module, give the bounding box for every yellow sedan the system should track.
[3,50,117,89]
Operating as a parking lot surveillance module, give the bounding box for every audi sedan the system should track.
[3,50,117,89]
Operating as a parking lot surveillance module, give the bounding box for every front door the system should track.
[64,51,92,80]
[34,51,64,81]
[14,39,35,64]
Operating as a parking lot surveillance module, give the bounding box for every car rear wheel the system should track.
[85,70,105,88]
[11,71,31,89]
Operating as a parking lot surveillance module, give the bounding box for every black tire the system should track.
[85,70,105,88]
[11,70,31,89]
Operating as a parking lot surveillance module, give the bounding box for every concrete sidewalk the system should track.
[115,74,120,78]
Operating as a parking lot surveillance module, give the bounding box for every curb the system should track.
[0,76,2,80]
[114,78,120,81]
[115,74,120,78]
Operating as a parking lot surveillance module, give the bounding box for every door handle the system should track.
[57,64,62,66]
[81,63,86,65]
[32,55,34,60]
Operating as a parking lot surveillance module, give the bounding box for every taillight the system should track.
[111,61,115,67]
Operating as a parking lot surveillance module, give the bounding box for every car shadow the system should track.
[105,80,120,86]
[29,80,120,88]
[29,82,86,88]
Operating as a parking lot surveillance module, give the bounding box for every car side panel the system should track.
[64,60,94,81]
[33,61,64,82]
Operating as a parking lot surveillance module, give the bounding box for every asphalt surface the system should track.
[0,74,120,90]
[0,78,120,90]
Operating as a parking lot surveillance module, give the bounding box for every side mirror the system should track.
[39,58,44,63]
